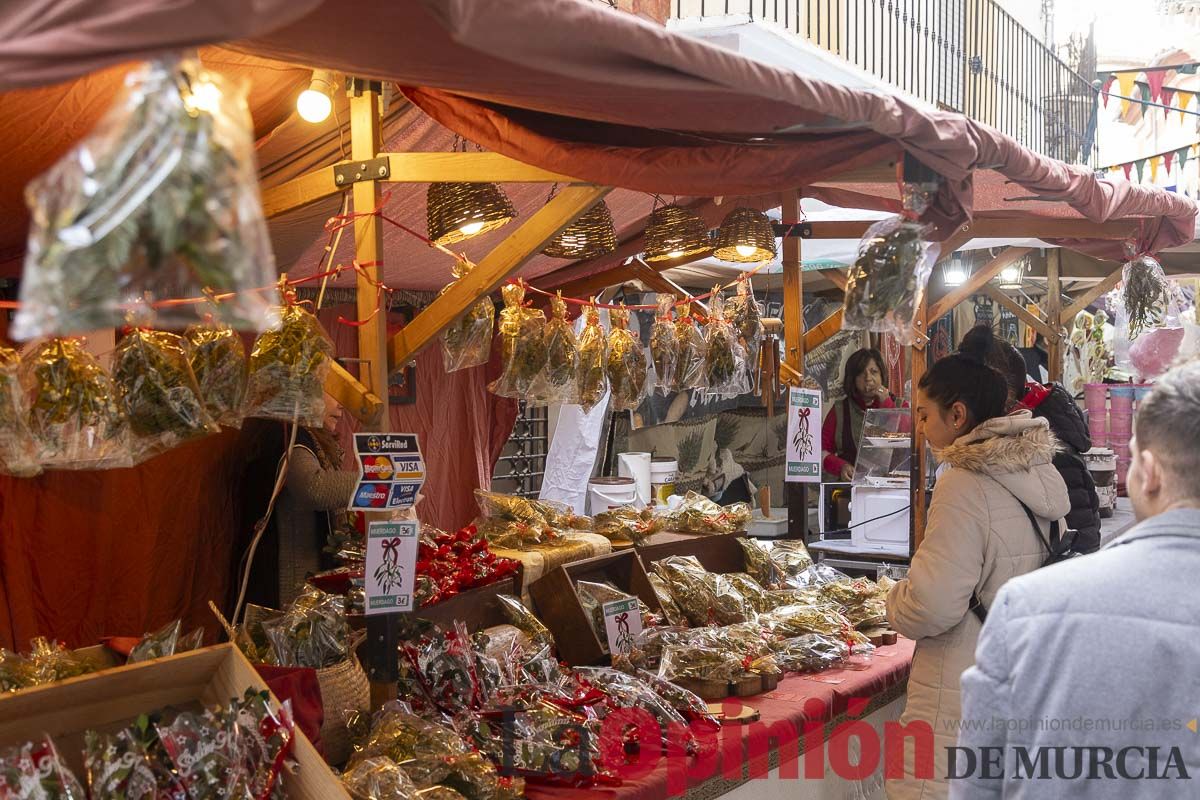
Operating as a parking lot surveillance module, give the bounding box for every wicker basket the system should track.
[315,651,370,766]
[427,181,515,245]
[541,199,618,259]
[643,204,711,262]
[712,206,777,262]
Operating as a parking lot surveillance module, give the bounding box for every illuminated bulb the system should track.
[296,70,334,123]
[668,250,684,258]
[735,244,758,258]
[186,81,222,114]
[459,221,486,236]
[1000,266,1021,284]
[944,267,965,287]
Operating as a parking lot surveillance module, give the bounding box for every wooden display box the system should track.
[0,643,349,800]
[528,550,660,666]
[637,530,748,575]
[414,574,519,632]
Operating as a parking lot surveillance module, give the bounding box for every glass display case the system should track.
[852,408,915,488]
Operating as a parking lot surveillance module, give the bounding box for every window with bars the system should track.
[491,403,549,498]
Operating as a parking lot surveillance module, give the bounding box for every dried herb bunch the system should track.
[245,303,333,428]
[674,314,706,390]
[724,278,763,360]
[113,329,215,457]
[185,320,247,427]
[23,338,127,468]
[1122,255,1170,339]
[665,491,752,535]
[650,294,679,391]
[842,218,934,343]
[577,306,608,411]
[441,257,495,372]
[0,348,40,477]
[534,292,578,402]
[15,58,276,339]
[490,282,546,398]
[606,306,647,411]
[592,505,664,544]
[704,291,737,390]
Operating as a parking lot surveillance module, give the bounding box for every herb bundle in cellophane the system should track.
[185,321,248,428]
[441,257,496,372]
[113,328,216,461]
[530,291,578,404]
[842,215,939,344]
[606,305,647,412]
[0,347,41,477]
[592,505,664,544]
[674,314,706,391]
[22,337,129,469]
[703,291,739,392]
[244,303,333,428]
[724,278,763,382]
[489,282,546,399]
[576,305,608,411]
[649,294,679,392]
[1121,254,1171,339]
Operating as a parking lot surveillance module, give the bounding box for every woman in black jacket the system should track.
[959,325,1102,552]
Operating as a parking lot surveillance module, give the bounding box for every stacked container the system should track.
[1084,383,1108,448]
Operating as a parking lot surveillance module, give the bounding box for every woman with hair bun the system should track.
[884,347,1070,800]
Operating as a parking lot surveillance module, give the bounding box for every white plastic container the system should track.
[649,457,677,505]
[617,451,652,505]
[586,476,638,515]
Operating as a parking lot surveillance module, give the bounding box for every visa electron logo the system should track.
[361,455,394,480]
[354,483,390,508]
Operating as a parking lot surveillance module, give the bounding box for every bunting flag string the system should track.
[1097,67,1200,120]
[1100,142,1200,197]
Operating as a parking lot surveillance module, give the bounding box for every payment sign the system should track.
[350,433,426,510]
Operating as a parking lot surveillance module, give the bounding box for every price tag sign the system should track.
[602,598,642,655]
[364,521,419,615]
[351,434,426,510]
[785,387,822,483]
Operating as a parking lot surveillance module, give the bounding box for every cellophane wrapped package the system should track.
[441,258,495,373]
[245,303,332,428]
[724,278,763,383]
[702,292,748,396]
[841,213,940,345]
[576,306,608,412]
[13,56,277,340]
[489,283,546,399]
[185,319,248,428]
[674,314,707,391]
[606,306,647,412]
[0,347,41,477]
[530,292,578,404]
[649,294,678,392]
[1112,254,1186,380]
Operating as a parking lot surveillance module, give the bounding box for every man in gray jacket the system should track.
[951,360,1200,799]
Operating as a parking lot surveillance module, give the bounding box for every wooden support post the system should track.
[981,285,1055,340]
[802,309,845,353]
[910,298,930,552]
[1046,249,1064,383]
[781,190,808,540]
[325,361,384,426]
[1060,270,1122,325]
[387,185,611,371]
[926,247,1031,324]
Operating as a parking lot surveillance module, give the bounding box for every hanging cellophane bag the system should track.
[13,55,277,341]
[489,282,546,399]
[440,257,495,372]
[606,305,648,412]
[531,291,579,405]
[1113,252,1186,380]
[245,296,333,428]
[0,347,42,477]
[841,183,940,345]
[674,313,707,391]
[703,290,744,395]
[649,293,679,392]
[725,277,764,387]
[185,317,248,428]
[576,305,609,412]
[113,327,218,463]
[22,337,131,469]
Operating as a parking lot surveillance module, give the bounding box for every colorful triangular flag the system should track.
[1162,87,1176,120]
[1122,162,1133,180]
[1150,155,1161,182]
[1134,158,1148,182]
[1100,73,1115,108]
[1147,72,1167,102]
[1181,63,1199,75]
[1178,146,1190,173]
[1117,72,1138,114]
[1165,151,1176,173]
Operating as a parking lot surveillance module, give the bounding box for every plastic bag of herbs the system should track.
[606,306,648,412]
[841,213,940,345]
[0,347,41,477]
[664,491,752,535]
[702,291,749,396]
[576,305,609,412]
[13,56,277,341]
[245,302,333,428]
[489,282,546,399]
[441,257,496,373]
[21,337,131,469]
[723,278,763,384]
[653,555,749,626]
[259,586,350,669]
[673,313,707,391]
[185,319,248,428]
[113,328,218,462]
[738,538,783,588]
[529,292,578,405]
[592,505,664,544]
[649,294,679,393]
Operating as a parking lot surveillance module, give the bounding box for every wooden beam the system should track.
[554,249,711,300]
[325,361,384,426]
[1045,249,1064,381]
[981,284,1055,340]
[818,269,848,291]
[803,308,845,353]
[1060,270,1123,325]
[261,153,587,219]
[387,185,612,371]
[927,247,1032,324]
[810,157,899,184]
[631,262,706,318]
[782,189,804,381]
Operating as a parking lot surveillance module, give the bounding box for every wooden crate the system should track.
[528,550,660,666]
[0,643,349,800]
[637,530,748,574]
[414,575,519,632]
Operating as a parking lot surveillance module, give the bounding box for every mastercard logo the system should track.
[361,455,394,480]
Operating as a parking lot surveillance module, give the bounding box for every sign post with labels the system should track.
[602,598,643,655]
[351,433,426,510]
[364,521,419,614]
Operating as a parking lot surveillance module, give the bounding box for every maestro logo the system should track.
[354,483,390,508]
[360,455,394,480]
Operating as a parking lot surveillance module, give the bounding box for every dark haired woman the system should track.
[959,324,1101,553]
[821,348,898,481]
[884,352,1070,800]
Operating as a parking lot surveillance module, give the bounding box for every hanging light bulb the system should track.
[712,207,777,263]
[541,198,618,259]
[643,204,711,262]
[296,70,334,123]
[998,263,1023,289]
[427,182,516,245]
[943,265,966,287]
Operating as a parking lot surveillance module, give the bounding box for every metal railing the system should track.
[673,0,1098,166]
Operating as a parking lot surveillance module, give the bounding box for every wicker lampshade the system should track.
[541,200,618,259]
[712,207,777,262]
[643,204,712,262]
[427,181,516,245]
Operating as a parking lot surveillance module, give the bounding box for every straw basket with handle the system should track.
[313,632,369,766]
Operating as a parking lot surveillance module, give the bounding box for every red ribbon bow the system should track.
[381,537,402,564]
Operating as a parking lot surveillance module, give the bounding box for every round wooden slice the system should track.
[731,674,763,697]
[882,631,898,646]
[608,538,636,551]
[760,672,781,692]
[705,702,761,724]
[675,677,731,701]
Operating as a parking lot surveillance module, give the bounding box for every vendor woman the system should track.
[822,348,898,482]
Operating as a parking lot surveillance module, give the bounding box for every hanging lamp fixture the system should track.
[540,188,618,259]
[427,137,516,246]
[712,206,777,262]
[642,203,711,262]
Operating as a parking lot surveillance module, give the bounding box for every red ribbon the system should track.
[381,537,402,564]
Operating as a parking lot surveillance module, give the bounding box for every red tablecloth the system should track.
[527,637,915,800]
